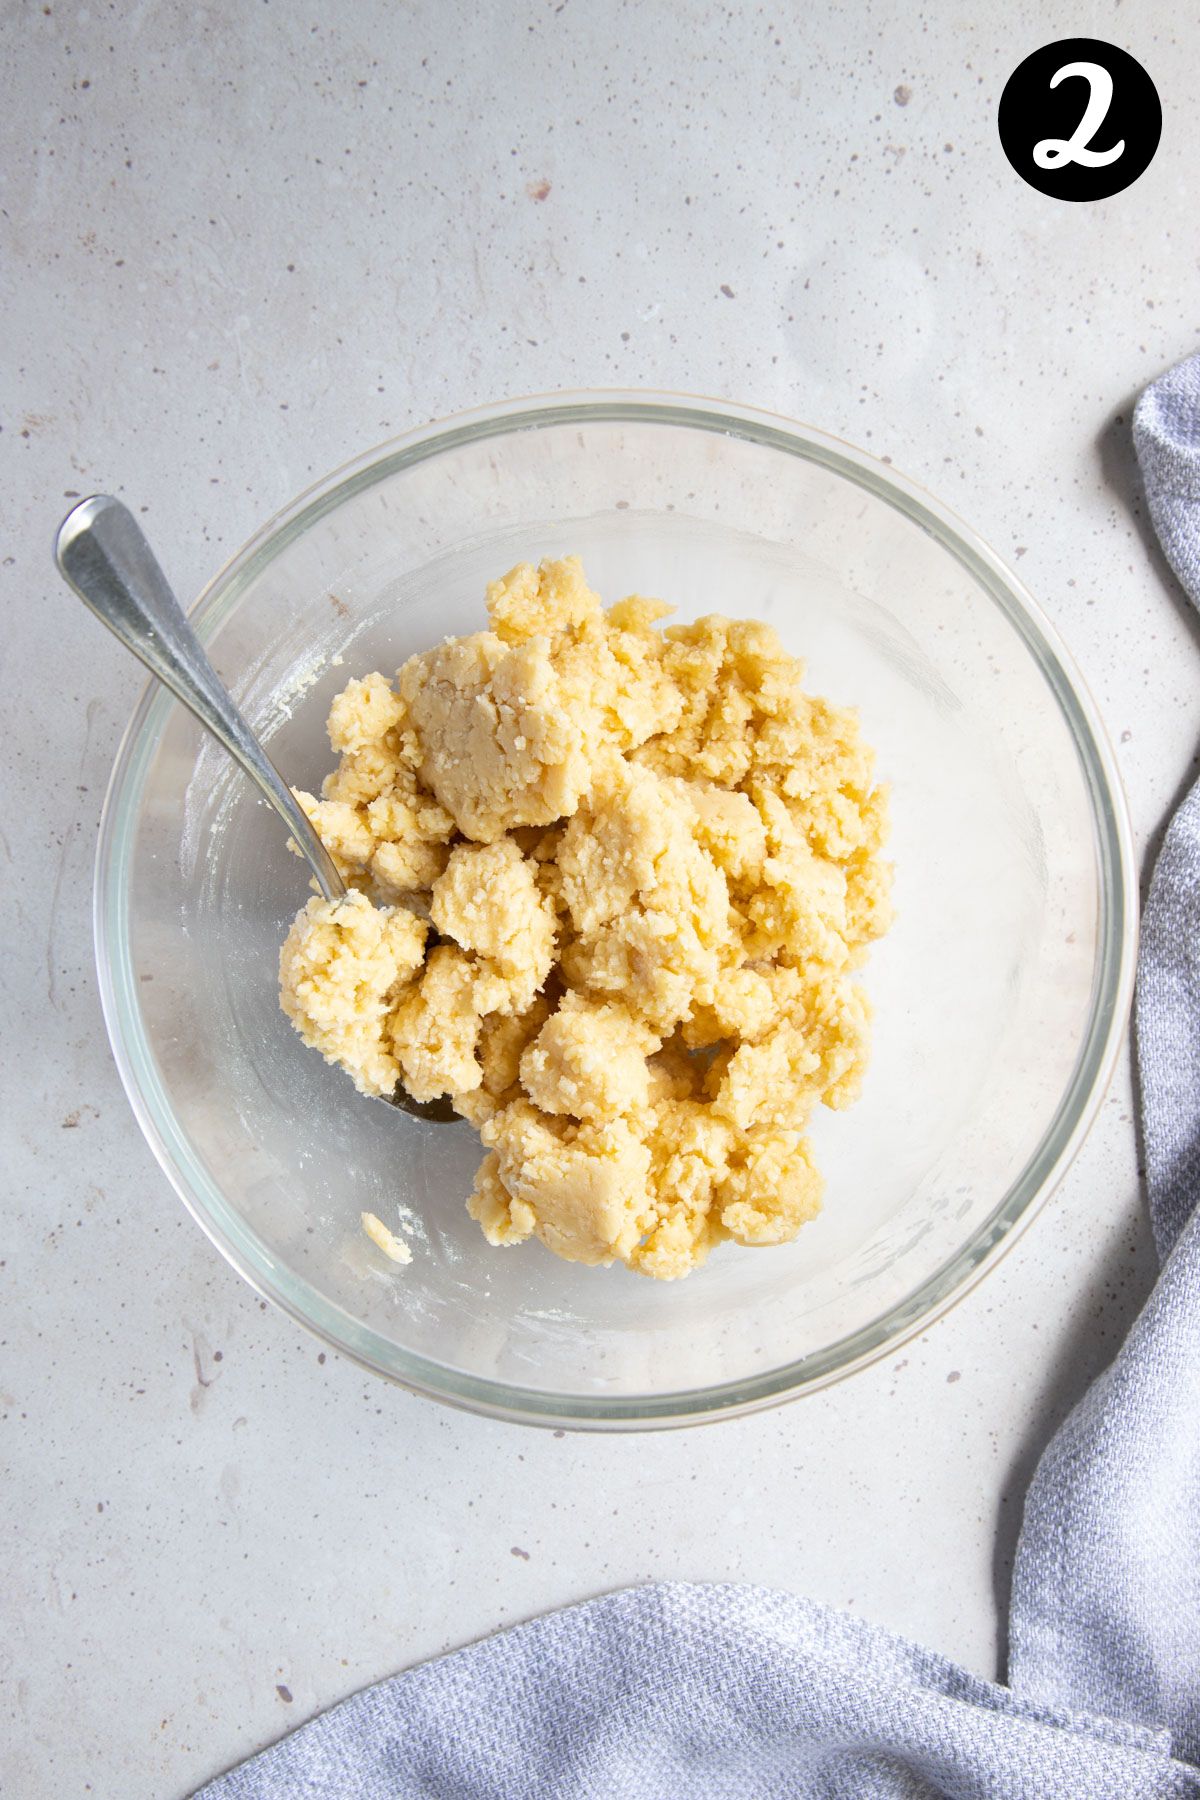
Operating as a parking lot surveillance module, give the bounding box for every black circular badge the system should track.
[998,39,1161,201]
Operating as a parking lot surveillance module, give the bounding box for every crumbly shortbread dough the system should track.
[279,556,892,1279]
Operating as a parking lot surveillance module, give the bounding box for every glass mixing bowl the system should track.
[95,393,1136,1428]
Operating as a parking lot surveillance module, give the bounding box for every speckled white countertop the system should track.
[3,3,1198,1794]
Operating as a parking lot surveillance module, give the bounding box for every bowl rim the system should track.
[94,387,1138,1430]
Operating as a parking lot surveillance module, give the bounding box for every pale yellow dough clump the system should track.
[361,1210,412,1266]
[279,556,892,1280]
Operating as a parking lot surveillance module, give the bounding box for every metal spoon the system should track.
[55,494,457,1123]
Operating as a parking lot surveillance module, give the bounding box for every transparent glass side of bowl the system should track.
[115,415,1103,1403]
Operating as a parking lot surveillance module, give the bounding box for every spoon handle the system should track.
[55,495,346,903]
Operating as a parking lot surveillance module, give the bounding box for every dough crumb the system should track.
[280,557,892,1279]
[361,1210,412,1265]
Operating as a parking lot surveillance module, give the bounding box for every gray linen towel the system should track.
[197,354,1200,1800]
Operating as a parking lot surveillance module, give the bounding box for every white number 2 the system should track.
[1033,61,1125,170]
